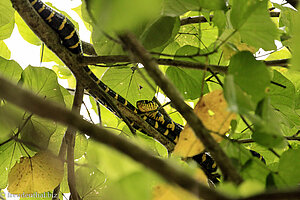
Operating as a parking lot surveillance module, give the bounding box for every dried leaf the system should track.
[174,90,235,157]
[8,151,64,194]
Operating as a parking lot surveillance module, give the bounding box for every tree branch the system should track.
[119,32,244,184]
[66,83,84,200]
[79,53,289,74]
[180,12,280,26]
[0,75,229,200]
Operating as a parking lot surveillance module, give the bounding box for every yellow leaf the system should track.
[8,151,64,194]
[174,90,235,157]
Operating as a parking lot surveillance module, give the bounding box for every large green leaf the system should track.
[91,30,124,55]
[41,46,64,66]
[276,4,297,35]
[224,75,255,114]
[48,126,88,160]
[230,0,278,50]
[86,0,161,31]
[0,41,11,59]
[222,142,270,184]
[15,12,41,46]
[0,57,23,82]
[269,71,295,108]
[89,95,119,129]
[103,171,156,200]
[141,16,180,50]
[277,149,300,187]
[20,66,65,104]
[251,98,286,148]
[0,0,14,27]
[291,8,300,71]
[0,140,25,189]
[86,141,142,180]
[0,104,23,143]
[20,115,57,151]
[212,10,227,36]
[101,67,156,105]
[228,51,271,104]
[0,16,14,40]
[269,71,300,128]
[76,167,106,199]
[166,67,208,100]
[162,0,226,16]
[165,45,208,100]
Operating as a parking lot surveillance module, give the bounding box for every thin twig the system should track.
[180,12,280,26]
[65,83,84,200]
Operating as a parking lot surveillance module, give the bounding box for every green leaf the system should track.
[270,71,295,108]
[228,51,271,104]
[103,171,155,200]
[74,134,88,160]
[230,0,278,50]
[59,85,73,109]
[198,0,226,10]
[277,149,300,186]
[251,98,286,148]
[52,65,73,79]
[20,66,65,104]
[87,0,161,31]
[162,0,226,16]
[238,180,265,197]
[89,95,119,129]
[0,140,25,189]
[224,75,255,114]
[291,10,300,71]
[101,67,156,105]
[213,10,227,35]
[141,16,180,50]
[166,67,208,100]
[0,41,11,59]
[76,167,106,199]
[86,141,141,180]
[222,141,270,184]
[199,23,219,48]
[269,71,300,128]
[41,46,64,66]
[73,4,93,32]
[165,45,209,100]
[0,16,14,40]
[176,24,200,47]
[0,57,23,82]
[20,115,57,151]
[91,30,124,55]
[0,0,14,26]
[0,103,23,143]
[277,4,297,34]
[47,125,67,155]
[15,12,41,46]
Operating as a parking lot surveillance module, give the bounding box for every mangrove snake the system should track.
[27,0,266,184]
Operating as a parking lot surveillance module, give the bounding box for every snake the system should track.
[27,0,266,184]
